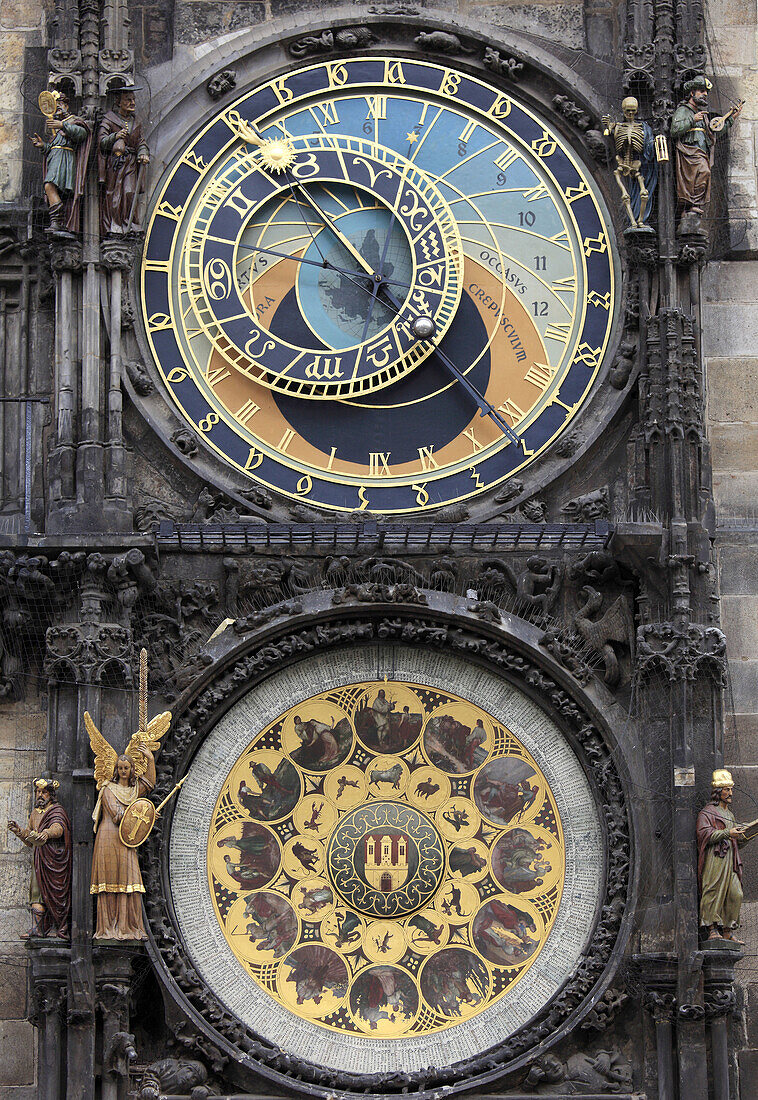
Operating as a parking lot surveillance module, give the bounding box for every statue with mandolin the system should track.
[87,649,185,940]
[671,74,744,236]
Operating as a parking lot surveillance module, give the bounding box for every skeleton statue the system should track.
[601,97,657,231]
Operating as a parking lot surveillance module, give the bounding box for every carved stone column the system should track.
[100,239,136,530]
[704,948,741,1100]
[635,953,678,1099]
[95,947,141,1100]
[28,944,69,1100]
[48,242,82,518]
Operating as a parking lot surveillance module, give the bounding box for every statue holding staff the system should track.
[98,86,150,236]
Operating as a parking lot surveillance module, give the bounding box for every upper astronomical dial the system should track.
[178,131,463,399]
[142,57,618,513]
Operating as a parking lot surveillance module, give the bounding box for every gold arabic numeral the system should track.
[225,189,257,220]
[147,312,172,331]
[458,119,477,155]
[588,291,612,310]
[417,445,439,472]
[573,343,602,369]
[412,483,430,508]
[564,182,590,204]
[493,147,519,185]
[357,486,370,510]
[314,100,340,126]
[469,467,484,490]
[439,69,461,97]
[488,93,512,119]
[304,356,344,380]
[166,367,189,385]
[290,152,320,180]
[524,362,557,391]
[203,258,232,301]
[205,365,232,389]
[463,427,483,453]
[235,399,260,426]
[156,201,182,221]
[325,446,337,471]
[181,150,206,173]
[384,60,406,85]
[296,475,313,496]
[497,398,525,427]
[271,75,294,105]
[244,446,264,470]
[326,61,349,88]
[531,132,557,158]
[278,427,296,453]
[368,452,391,477]
[545,322,572,344]
[583,232,607,257]
[198,412,220,434]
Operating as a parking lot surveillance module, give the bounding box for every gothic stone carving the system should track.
[288,27,377,58]
[206,70,236,100]
[560,488,610,521]
[636,623,727,687]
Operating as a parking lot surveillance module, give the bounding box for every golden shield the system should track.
[118,797,156,848]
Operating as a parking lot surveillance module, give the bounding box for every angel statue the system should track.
[87,651,171,939]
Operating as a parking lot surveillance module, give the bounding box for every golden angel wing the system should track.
[84,711,118,791]
[124,711,172,779]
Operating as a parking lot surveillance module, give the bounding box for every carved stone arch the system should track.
[142,590,636,1098]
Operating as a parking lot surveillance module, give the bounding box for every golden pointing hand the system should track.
[288,179,377,280]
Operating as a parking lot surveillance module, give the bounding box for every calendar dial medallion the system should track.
[169,648,605,1073]
[142,57,618,512]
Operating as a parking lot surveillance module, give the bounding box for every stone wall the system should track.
[703,0,758,1093]
[0,0,51,203]
[0,704,46,1099]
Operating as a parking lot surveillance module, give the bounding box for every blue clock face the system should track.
[141,57,619,513]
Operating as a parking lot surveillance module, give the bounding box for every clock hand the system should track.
[374,281,521,445]
[240,240,411,292]
[359,214,398,345]
[286,176,377,279]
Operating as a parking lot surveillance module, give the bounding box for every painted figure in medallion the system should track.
[86,708,171,939]
[601,96,657,231]
[671,75,743,235]
[8,778,71,938]
[30,90,91,234]
[98,86,150,235]
[697,768,755,942]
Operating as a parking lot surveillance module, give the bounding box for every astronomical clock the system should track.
[135,27,631,1100]
[139,54,619,514]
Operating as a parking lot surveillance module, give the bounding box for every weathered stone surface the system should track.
[711,423,758,471]
[724,713,758,762]
[706,359,758,423]
[713,471,758,514]
[721,595,758,659]
[470,2,585,48]
[718,543,758,594]
[175,0,265,42]
[0,1020,35,1085]
[727,659,758,713]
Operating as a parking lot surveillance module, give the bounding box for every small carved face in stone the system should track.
[118,91,136,117]
[621,96,638,122]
